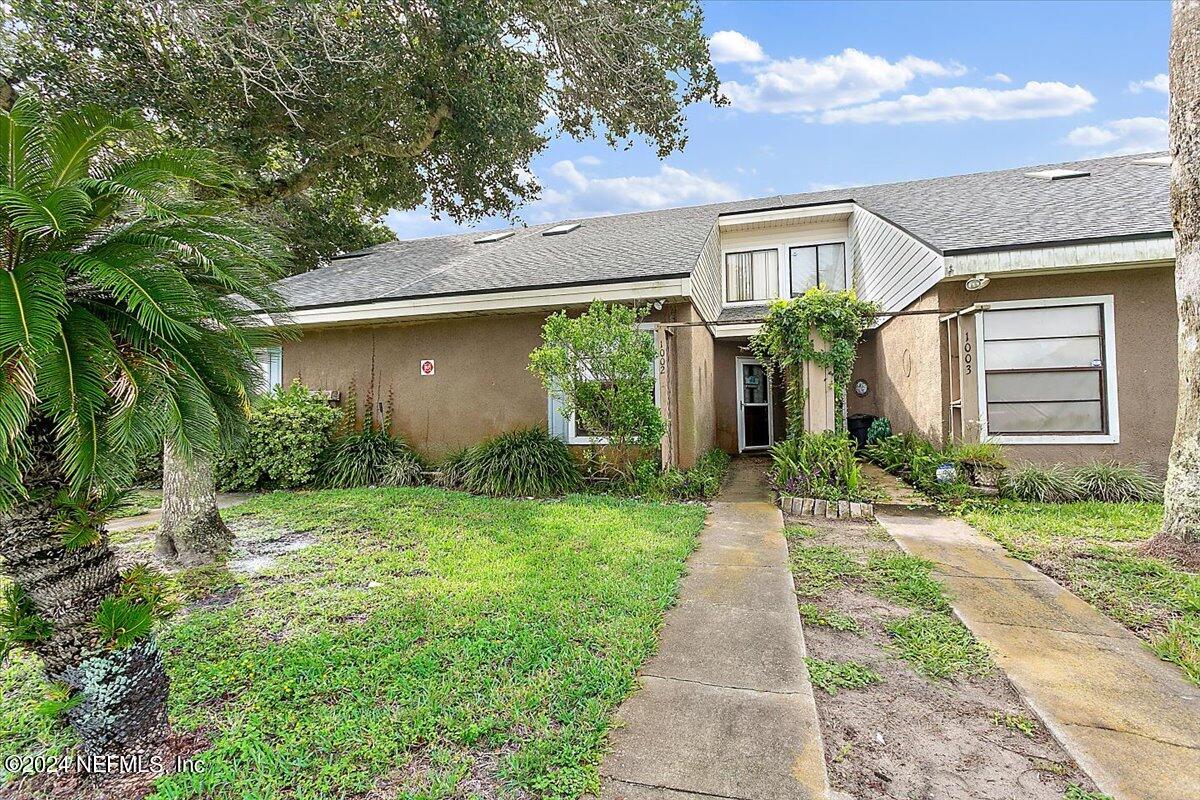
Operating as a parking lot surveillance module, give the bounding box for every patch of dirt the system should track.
[4,729,210,800]
[227,527,316,576]
[786,515,1099,800]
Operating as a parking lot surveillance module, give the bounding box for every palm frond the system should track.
[46,106,141,189]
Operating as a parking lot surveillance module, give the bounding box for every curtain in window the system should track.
[983,305,1105,434]
[790,243,846,295]
[725,250,779,302]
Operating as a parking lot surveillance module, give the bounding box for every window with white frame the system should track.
[255,347,283,393]
[789,242,846,295]
[979,299,1117,440]
[724,249,779,303]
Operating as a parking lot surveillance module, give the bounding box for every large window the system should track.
[979,299,1117,441]
[789,243,846,295]
[724,249,779,303]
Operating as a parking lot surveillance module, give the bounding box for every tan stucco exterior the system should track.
[850,266,1179,471]
[282,302,719,467]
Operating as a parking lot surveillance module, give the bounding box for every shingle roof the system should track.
[274,152,1170,310]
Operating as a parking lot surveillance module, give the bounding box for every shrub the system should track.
[866,416,892,444]
[952,442,1008,468]
[771,431,865,501]
[319,427,425,488]
[455,428,582,497]
[1000,463,1084,503]
[435,448,472,489]
[865,433,971,497]
[217,383,341,490]
[1072,461,1162,502]
[621,448,732,501]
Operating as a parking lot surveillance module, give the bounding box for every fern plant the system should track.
[0,98,286,755]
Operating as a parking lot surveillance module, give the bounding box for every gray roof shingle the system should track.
[274,152,1170,310]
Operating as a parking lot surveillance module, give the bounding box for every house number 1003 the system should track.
[962,330,973,376]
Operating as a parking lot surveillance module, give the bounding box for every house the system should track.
[265,152,1177,471]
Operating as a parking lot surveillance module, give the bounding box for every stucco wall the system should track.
[282,312,549,459]
[670,305,717,466]
[281,302,716,466]
[939,266,1178,470]
[853,286,946,442]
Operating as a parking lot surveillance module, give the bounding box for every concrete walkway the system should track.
[877,511,1200,800]
[597,459,829,800]
[107,493,252,532]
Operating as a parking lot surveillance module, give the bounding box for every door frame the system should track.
[736,356,775,452]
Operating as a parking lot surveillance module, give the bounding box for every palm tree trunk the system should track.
[1149,0,1200,568]
[0,417,170,754]
[157,439,233,566]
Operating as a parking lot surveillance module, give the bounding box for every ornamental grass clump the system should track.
[318,427,425,488]
[999,464,1085,503]
[455,428,582,497]
[1072,461,1162,502]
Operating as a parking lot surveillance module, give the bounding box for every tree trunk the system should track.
[1149,0,1200,568]
[157,439,233,566]
[0,417,170,754]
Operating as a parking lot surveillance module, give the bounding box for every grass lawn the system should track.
[960,500,1199,684]
[0,488,706,799]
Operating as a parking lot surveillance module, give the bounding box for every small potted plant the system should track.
[954,443,1008,493]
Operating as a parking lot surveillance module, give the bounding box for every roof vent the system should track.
[1132,156,1172,166]
[543,222,581,236]
[474,230,516,244]
[1025,168,1091,181]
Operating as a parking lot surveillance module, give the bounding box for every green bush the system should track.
[866,416,892,444]
[865,433,971,497]
[771,431,865,501]
[999,463,1084,503]
[622,447,732,501]
[1072,461,1162,502]
[454,428,581,497]
[318,427,425,488]
[217,383,341,490]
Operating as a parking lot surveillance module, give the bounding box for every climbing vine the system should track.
[750,287,880,436]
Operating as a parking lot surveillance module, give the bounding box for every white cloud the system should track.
[384,161,742,239]
[819,81,1095,124]
[576,155,603,166]
[538,160,741,217]
[723,48,966,113]
[709,30,765,64]
[1129,73,1169,94]
[987,72,1012,83]
[1064,116,1167,155]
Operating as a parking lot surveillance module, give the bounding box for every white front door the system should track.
[736,357,774,451]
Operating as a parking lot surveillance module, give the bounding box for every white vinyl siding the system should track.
[847,206,944,322]
[977,297,1118,444]
[690,224,723,321]
[724,249,779,303]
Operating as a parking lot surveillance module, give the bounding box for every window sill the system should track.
[983,433,1119,445]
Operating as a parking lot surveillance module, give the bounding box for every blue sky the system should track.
[386,0,1170,239]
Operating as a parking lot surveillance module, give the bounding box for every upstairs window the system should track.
[980,300,1115,439]
[724,249,779,303]
[790,243,846,294]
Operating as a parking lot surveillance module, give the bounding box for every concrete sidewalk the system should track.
[877,511,1200,800]
[597,459,829,800]
[107,493,252,532]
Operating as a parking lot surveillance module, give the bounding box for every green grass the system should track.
[804,657,881,695]
[1,488,706,799]
[961,499,1199,684]
[788,542,863,596]
[1064,785,1115,800]
[865,552,951,613]
[883,612,992,680]
[796,603,860,633]
[991,710,1037,738]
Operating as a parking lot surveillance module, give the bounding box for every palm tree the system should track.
[0,97,286,755]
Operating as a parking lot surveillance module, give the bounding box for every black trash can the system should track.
[847,413,877,450]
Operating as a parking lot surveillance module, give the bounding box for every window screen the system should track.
[982,304,1106,434]
[790,243,846,295]
[725,249,779,302]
